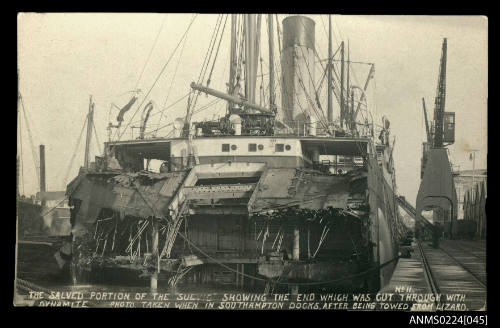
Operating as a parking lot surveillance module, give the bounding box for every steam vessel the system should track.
[66,15,406,292]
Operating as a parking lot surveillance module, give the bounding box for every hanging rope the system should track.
[297,45,329,123]
[39,196,69,218]
[92,119,102,156]
[134,15,168,90]
[154,28,190,136]
[186,14,226,124]
[118,14,198,141]
[18,105,25,195]
[142,96,221,137]
[19,94,40,187]
[206,14,229,87]
[62,116,87,188]
[129,92,190,127]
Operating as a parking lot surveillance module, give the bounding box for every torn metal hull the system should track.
[65,136,403,292]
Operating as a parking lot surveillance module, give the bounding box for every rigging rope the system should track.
[129,92,190,127]
[298,45,328,124]
[207,14,229,87]
[316,45,341,95]
[18,106,25,195]
[134,15,168,90]
[19,94,40,187]
[143,97,222,136]
[294,52,330,132]
[40,196,69,218]
[92,119,102,156]
[295,17,344,111]
[154,29,190,136]
[186,14,226,124]
[62,116,87,188]
[118,14,198,141]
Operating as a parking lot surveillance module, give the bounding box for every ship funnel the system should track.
[281,16,316,135]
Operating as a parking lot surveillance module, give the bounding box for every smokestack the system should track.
[281,16,316,135]
[39,144,46,206]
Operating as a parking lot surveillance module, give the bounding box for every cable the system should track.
[207,14,229,87]
[141,98,221,137]
[62,117,87,188]
[18,105,25,195]
[134,15,168,90]
[154,29,190,136]
[19,94,40,186]
[294,55,329,132]
[129,92,190,127]
[92,119,102,156]
[40,196,69,218]
[297,45,330,128]
[186,14,225,124]
[118,14,198,141]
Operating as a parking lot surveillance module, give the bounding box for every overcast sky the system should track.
[17,14,487,205]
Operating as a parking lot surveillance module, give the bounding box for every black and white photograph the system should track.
[16,13,487,313]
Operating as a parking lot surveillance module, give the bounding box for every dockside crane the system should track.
[422,98,431,145]
[416,38,458,244]
[432,38,455,149]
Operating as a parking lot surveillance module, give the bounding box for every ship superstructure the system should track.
[66,14,406,292]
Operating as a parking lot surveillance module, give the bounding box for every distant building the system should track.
[453,169,487,220]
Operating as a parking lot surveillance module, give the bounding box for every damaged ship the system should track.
[65,15,406,292]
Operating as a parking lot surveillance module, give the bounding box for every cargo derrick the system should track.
[66,15,402,292]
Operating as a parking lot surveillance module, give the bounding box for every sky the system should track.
[17,14,487,206]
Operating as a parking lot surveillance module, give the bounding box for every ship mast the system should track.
[192,14,276,116]
[244,14,261,104]
[346,41,350,130]
[268,14,276,111]
[352,63,375,127]
[327,15,333,123]
[340,41,345,128]
[84,95,95,169]
[228,14,238,112]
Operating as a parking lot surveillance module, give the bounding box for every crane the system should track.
[416,38,458,242]
[422,98,432,145]
[433,38,447,148]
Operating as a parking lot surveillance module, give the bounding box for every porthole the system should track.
[231,144,237,151]
[258,144,264,150]
[285,144,291,151]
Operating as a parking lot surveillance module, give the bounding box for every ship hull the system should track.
[65,137,400,292]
